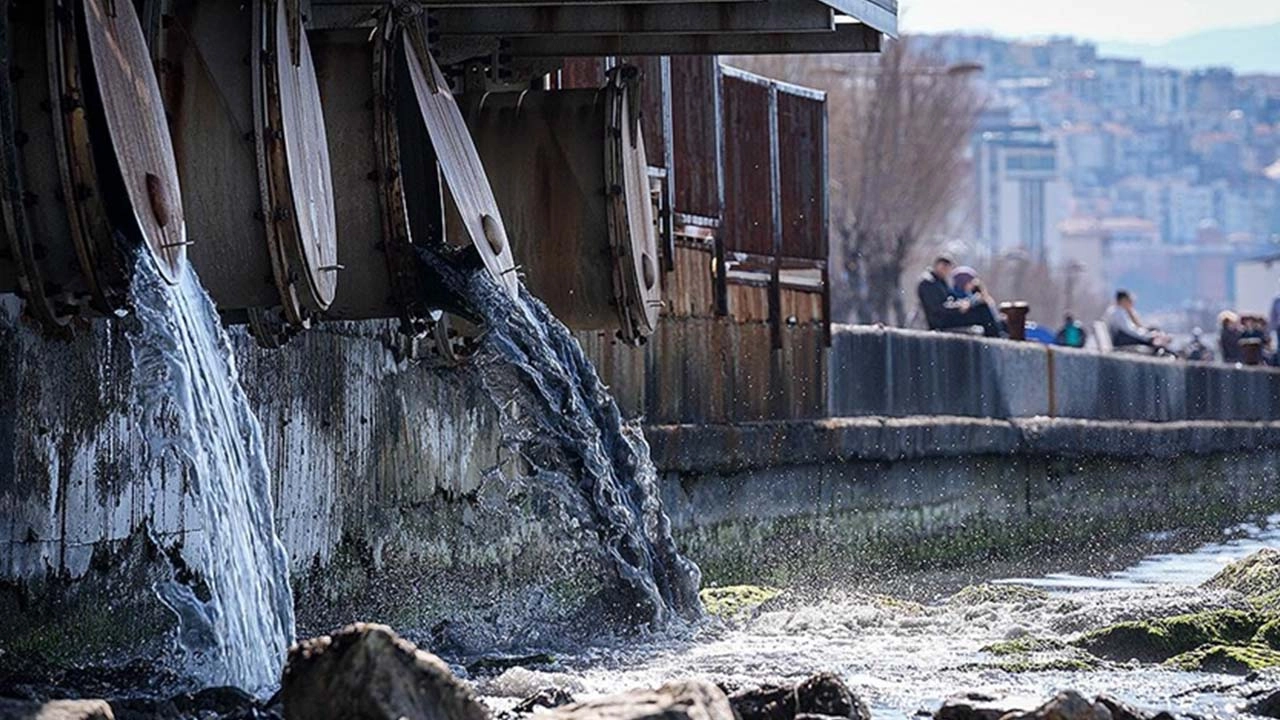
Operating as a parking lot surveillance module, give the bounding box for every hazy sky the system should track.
[899,0,1280,43]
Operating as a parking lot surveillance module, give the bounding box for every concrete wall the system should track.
[0,306,615,665]
[649,418,1280,585]
[830,324,1280,421]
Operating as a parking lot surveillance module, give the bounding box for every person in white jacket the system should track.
[1103,290,1169,349]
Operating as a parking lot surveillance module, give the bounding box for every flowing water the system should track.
[417,247,703,628]
[475,517,1280,719]
[126,257,295,693]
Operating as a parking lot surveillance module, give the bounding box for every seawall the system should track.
[649,417,1280,585]
[0,305,615,665]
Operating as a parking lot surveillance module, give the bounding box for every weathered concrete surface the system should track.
[0,306,612,665]
[647,418,1280,473]
[830,325,1280,422]
[651,419,1280,585]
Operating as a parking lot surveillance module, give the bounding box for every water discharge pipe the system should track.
[308,13,521,361]
[149,0,337,346]
[0,0,186,329]
[466,66,663,344]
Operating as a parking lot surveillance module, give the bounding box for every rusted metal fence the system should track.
[573,57,831,424]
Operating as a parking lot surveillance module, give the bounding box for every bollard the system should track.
[999,301,1030,341]
[1241,337,1264,366]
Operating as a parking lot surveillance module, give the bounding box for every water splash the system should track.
[126,255,295,693]
[418,247,703,628]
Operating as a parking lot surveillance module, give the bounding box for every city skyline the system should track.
[900,0,1280,44]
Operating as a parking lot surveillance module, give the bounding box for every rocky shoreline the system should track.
[14,550,1280,719]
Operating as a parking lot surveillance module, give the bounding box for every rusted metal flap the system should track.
[268,0,338,309]
[83,0,186,282]
[402,31,518,297]
[608,70,662,338]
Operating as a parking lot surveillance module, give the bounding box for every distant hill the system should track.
[1096,23,1280,74]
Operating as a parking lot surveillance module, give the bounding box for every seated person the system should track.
[915,256,1001,338]
[1055,313,1087,348]
[1103,290,1169,350]
[1184,327,1213,362]
[1219,311,1243,363]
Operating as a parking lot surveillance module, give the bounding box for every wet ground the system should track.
[476,514,1280,718]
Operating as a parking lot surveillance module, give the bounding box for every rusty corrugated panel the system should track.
[557,57,607,89]
[777,90,826,260]
[669,55,721,220]
[719,74,773,256]
[623,55,668,167]
[663,244,715,318]
[727,281,769,323]
[731,321,772,421]
[781,287,824,324]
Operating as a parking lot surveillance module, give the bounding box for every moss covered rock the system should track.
[699,585,782,619]
[1203,549,1280,599]
[1164,643,1280,674]
[1076,609,1262,662]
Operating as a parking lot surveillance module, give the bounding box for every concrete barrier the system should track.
[830,325,1280,422]
[649,418,1280,585]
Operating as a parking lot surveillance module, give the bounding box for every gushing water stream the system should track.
[126,257,295,693]
[417,247,703,628]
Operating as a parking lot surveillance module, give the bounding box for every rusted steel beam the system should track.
[496,22,880,55]
[430,1,834,36]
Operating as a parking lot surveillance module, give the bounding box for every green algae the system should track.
[982,636,1070,656]
[1202,548,1280,598]
[1076,609,1262,662]
[948,583,1049,606]
[993,656,1098,673]
[1164,643,1280,674]
[699,585,782,618]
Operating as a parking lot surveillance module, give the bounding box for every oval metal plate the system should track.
[403,33,517,298]
[272,0,338,308]
[83,0,186,283]
[612,79,662,337]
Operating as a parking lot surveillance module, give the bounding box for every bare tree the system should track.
[732,39,984,324]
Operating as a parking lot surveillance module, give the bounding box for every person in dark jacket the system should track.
[1219,311,1243,363]
[916,256,1001,337]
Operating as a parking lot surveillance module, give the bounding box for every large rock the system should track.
[1202,549,1280,605]
[0,699,114,719]
[934,692,1015,720]
[728,673,869,720]
[1075,609,1260,662]
[1246,688,1280,718]
[546,680,733,720]
[280,623,488,720]
[999,691,1112,720]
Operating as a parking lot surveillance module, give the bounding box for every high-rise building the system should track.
[975,124,1069,261]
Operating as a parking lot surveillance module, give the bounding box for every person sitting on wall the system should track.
[1103,290,1169,350]
[1184,327,1213,362]
[1055,313,1087,348]
[1219,311,1243,363]
[915,256,1002,338]
[1240,314,1276,365]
